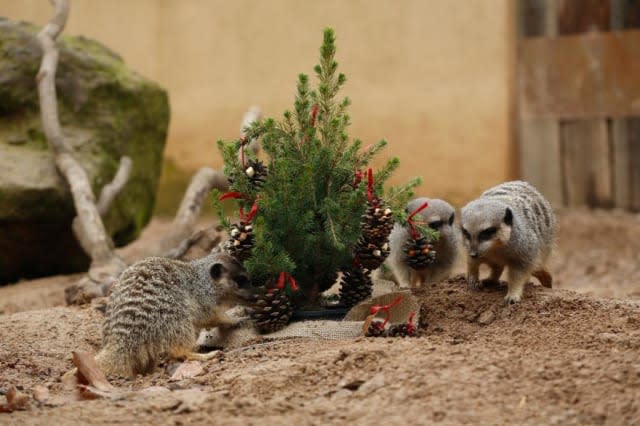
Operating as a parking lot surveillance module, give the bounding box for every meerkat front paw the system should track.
[467,274,481,290]
[503,293,521,305]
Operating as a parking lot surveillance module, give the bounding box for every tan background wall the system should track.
[1,0,516,206]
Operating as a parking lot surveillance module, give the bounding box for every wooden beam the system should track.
[611,119,631,209]
[519,30,640,119]
[630,119,640,211]
[561,119,613,207]
[519,119,564,206]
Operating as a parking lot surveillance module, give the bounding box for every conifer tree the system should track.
[215,28,426,316]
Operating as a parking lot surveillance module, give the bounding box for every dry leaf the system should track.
[0,387,30,412]
[170,361,205,382]
[72,350,115,393]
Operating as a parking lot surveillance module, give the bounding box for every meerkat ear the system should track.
[504,208,513,226]
[448,212,455,226]
[210,263,226,280]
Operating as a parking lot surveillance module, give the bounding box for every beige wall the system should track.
[1,0,516,206]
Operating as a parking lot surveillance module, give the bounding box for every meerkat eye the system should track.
[428,220,443,230]
[478,227,498,241]
[461,227,471,240]
[234,274,250,288]
[210,263,225,280]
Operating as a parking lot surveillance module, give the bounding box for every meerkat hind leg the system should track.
[482,264,504,287]
[170,346,220,362]
[185,351,220,361]
[532,268,553,288]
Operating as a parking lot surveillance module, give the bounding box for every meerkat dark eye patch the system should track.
[461,227,471,240]
[448,213,455,226]
[210,263,226,280]
[428,220,443,230]
[478,227,498,241]
[234,274,250,288]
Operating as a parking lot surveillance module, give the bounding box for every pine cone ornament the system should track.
[360,201,394,242]
[354,238,390,270]
[387,322,418,338]
[365,319,386,337]
[248,286,293,333]
[404,236,436,270]
[354,192,394,270]
[243,159,268,189]
[339,266,373,308]
[224,222,254,262]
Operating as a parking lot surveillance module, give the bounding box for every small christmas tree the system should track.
[215,28,425,329]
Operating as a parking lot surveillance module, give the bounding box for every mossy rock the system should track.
[0,18,169,284]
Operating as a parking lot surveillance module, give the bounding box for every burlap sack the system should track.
[197,281,419,349]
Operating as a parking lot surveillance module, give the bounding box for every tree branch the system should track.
[37,0,125,277]
[97,156,132,215]
[156,167,229,256]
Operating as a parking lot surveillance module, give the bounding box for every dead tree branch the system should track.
[156,167,228,256]
[97,156,132,215]
[37,0,126,286]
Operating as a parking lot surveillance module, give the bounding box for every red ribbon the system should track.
[310,104,319,128]
[219,191,248,201]
[406,312,416,335]
[369,295,403,327]
[240,202,259,222]
[366,168,374,203]
[352,169,363,188]
[407,201,429,239]
[276,272,299,292]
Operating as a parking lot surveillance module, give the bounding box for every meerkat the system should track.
[385,198,459,287]
[95,250,252,377]
[460,180,556,304]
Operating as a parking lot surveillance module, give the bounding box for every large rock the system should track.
[0,18,169,284]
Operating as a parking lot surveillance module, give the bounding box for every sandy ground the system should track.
[1,208,639,424]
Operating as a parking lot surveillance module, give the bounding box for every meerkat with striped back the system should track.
[385,198,459,287]
[460,181,556,304]
[96,250,252,377]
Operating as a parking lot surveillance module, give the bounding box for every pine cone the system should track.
[244,159,268,189]
[403,236,436,270]
[224,222,254,262]
[360,200,394,243]
[339,266,373,308]
[354,238,390,270]
[387,323,418,337]
[365,319,386,337]
[248,286,293,333]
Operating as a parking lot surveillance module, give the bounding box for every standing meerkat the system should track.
[385,198,459,287]
[96,251,252,377]
[460,180,556,304]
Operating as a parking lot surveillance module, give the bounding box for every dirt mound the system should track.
[1,277,639,425]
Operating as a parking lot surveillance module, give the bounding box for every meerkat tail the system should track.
[532,269,553,288]
[95,345,136,378]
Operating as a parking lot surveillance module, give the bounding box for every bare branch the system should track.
[156,167,228,256]
[36,0,125,275]
[97,156,132,215]
[238,106,262,162]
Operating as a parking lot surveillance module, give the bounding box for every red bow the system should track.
[240,202,258,222]
[407,201,429,239]
[310,104,319,128]
[276,272,299,292]
[406,312,416,335]
[366,168,375,203]
[369,295,403,327]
